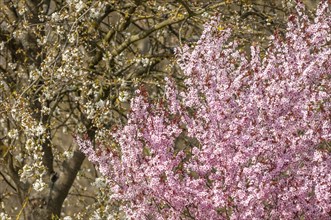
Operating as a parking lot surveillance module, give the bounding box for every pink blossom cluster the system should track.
[77,2,331,219]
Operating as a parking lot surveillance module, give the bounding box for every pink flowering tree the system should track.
[77,2,331,219]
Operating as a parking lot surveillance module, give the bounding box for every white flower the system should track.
[90,8,100,19]
[8,62,17,70]
[51,12,60,22]
[41,106,50,114]
[34,124,45,136]
[0,41,5,51]
[68,34,76,44]
[86,106,95,119]
[62,49,70,60]
[8,129,18,139]
[18,7,27,15]
[118,91,130,102]
[77,123,86,133]
[75,0,85,13]
[91,210,102,220]
[62,126,68,134]
[63,216,73,220]
[33,178,46,192]
[93,177,107,188]
[15,153,23,163]
[157,6,166,12]
[63,150,74,159]
[25,139,35,151]
[202,12,209,18]
[141,58,150,67]
[0,212,12,220]
[96,100,105,108]
[20,164,34,183]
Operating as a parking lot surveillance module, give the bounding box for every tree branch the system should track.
[47,149,85,217]
[176,0,196,16]
[108,2,227,63]
[0,171,17,192]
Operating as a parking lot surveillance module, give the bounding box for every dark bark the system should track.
[24,148,86,219]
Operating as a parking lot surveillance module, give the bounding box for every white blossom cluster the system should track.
[20,162,46,186]
[0,212,11,220]
[89,2,107,19]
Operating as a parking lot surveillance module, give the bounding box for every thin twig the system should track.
[16,186,32,220]
[0,171,17,192]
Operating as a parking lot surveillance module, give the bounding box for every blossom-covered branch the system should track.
[78,1,331,219]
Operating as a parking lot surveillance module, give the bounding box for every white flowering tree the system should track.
[0,0,317,219]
